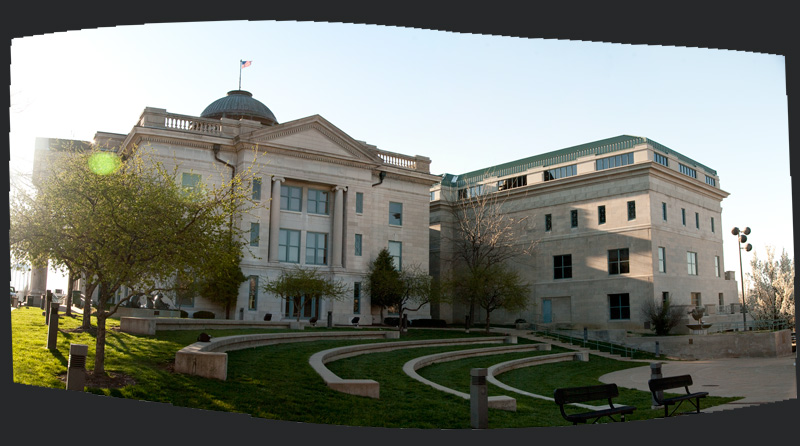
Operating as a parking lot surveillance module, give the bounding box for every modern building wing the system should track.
[430,135,742,333]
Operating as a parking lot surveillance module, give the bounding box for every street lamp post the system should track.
[731,227,752,330]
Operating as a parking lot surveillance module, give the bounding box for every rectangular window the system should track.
[354,234,363,256]
[248,275,258,311]
[356,192,364,214]
[718,293,724,306]
[307,189,330,215]
[498,174,528,190]
[609,293,631,320]
[543,165,577,181]
[554,254,572,280]
[658,247,666,273]
[711,217,715,233]
[306,232,328,265]
[598,205,606,225]
[608,248,630,275]
[687,251,698,275]
[595,153,634,171]
[280,185,302,212]
[679,163,698,178]
[181,172,202,192]
[545,214,552,232]
[389,202,403,226]
[353,282,361,314]
[388,241,402,271]
[252,178,262,200]
[682,208,686,226]
[627,201,636,220]
[250,222,260,247]
[278,229,300,263]
[691,292,702,307]
[662,202,667,221]
[715,255,720,277]
[695,212,700,229]
[654,152,669,167]
[705,175,716,186]
[662,291,670,304]
[570,210,578,228]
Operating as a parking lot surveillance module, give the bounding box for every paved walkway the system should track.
[498,328,797,413]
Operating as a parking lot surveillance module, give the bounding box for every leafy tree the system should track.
[262,266,349,322]
[641,298,684,335]
[447,263,529,332]
[747,246,794,329]
[194,241,248,319]
[439,183,536,323]
[395,265,438,333]
[9,145,257,374]
[364,248,403,323]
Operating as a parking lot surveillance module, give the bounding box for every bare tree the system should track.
[641,298,684,335]
[438,179,537,324]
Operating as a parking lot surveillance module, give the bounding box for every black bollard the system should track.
[46,302,59,350]
[470,368,488,429]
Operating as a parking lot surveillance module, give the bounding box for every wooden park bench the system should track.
[648,374,709,417]
[554,384,636,425]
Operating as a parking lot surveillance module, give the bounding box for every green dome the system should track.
[201,90,277,126]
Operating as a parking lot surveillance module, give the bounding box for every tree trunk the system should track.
[65,270,73,316]
[94,289,109,375]
[485,309,491,332]
[82,282,96,329]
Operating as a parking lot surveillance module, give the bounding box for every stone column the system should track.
[30,260,48,301]
[331,185,347,268]
[268,177,284,263]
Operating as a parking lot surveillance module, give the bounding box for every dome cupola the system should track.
[200,90,278,126]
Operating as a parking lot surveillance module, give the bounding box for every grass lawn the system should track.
[10,306,741,428]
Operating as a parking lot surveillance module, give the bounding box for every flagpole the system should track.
[239,60,242,90]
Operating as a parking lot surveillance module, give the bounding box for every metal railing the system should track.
[534,328,640,358]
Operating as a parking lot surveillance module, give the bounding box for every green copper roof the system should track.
[440,135,717,188]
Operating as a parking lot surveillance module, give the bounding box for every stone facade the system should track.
[31,93,439,325]
[430,136,742,332]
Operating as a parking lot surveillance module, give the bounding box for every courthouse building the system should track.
[31,89,439,324]
[430,135,743,333]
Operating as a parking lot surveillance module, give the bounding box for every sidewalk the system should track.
[500,328,797,413]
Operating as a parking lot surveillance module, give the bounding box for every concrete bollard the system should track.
[470,368,488,429]
[66,344,88,391]
[46,302,59,350]
[650,362,663,407]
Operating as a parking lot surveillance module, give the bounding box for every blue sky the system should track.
[9,20,791,291]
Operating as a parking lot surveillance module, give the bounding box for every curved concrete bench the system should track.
[176,330,399,380]
[309,336,515,399]
[402,343,552,411]
[121,316,297,335]
[485,351,608,410]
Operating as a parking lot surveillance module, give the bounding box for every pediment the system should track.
[245,115,382,164]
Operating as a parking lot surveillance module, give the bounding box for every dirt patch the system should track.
[57,370,136,389]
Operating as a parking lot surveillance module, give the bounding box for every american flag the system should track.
[241,60,252,68]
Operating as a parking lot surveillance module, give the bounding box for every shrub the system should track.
[383,317,399,326]
[641,299,683,335]
[179,310,189,318]
[192,310,216,319]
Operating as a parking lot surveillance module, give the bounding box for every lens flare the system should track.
[88,152,121,175]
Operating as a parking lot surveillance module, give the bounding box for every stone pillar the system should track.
[331,185,347,268]
[268,177,284,263]
[30,260,48,301]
